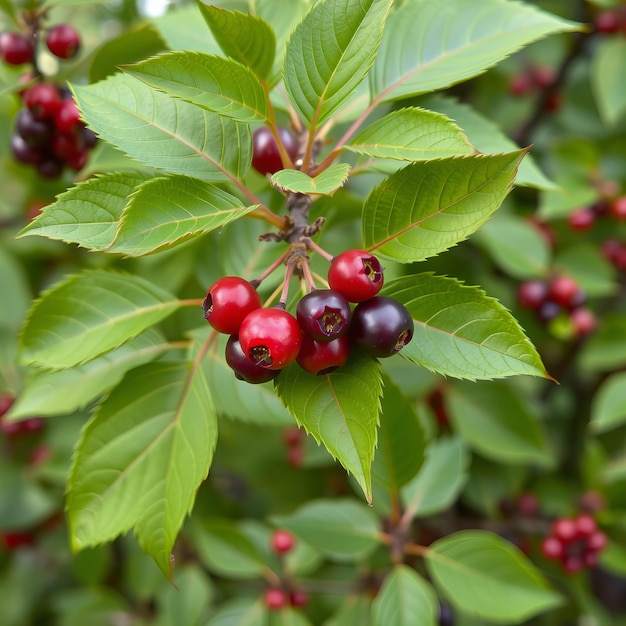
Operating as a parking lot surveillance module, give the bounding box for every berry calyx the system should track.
[225,335,279,384]
[203,276,261,335]
[296,335,349,375]
[0,32,34,65]
[349,296,414,358]
[328,249,384,303]
[239,308,302,370]
[271,529,295,554]
[265,588,289,610]
[45,24,81,59]
[251,126,298,176]
[296,289,351,341]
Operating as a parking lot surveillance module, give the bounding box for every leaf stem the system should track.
[246,205,290,230]
[179,298,205,307]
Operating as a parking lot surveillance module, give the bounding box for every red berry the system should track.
[568,208,595,231]
[570,307,596,336]
[203,277,261,335]
[290,588,309,608]
[610,196,626,221]
[45,24,80,59]
[225,335,279,384]
[553,518,578,543]
[328,249,384,303]
[287,445,304,468]
[588,530,608,552]
[54,97,82,132]
[595,10,621,34]
[562,555,584,574]
[239,308,302,370]
[251,126,298,176]
[517,493,540,517]
[517,280,548,309]
[1,531,34,550]
[271,529,295,554]
[296,289,351,341]
[0,32,34,65]
[541,537,564,560]
[532,66,555,89]
[509,73,533,97]
[548,276,580,309]
[67,150,88,171]
[574,514,597,538]
[350,296,413,358]
[23,83,62,120]
[265,588,288,610]
[283,426,304,447]
[296,335,349,375]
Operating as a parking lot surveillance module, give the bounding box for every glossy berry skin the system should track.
[271,529,295,554]
[203,276,261,335]
[349,296,413,358]
[46,24,81,59]
[548,276,580,309]
[0,32,34,65]
[239,308,302,370]
[296,289,351,341]
[251,126,298,176]
[297,335,349,375]
[517,280,547,310]
[328,250,384,303]
[265,588,288,610]
[23,83,62,120]
[225,335,279,384]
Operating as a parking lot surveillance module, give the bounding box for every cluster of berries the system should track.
[508,64,560,112]
[0,23,80,66]
[12,82,97,178]
[568,196,626,231]
[265,530,309,610]
[517,274,596,336]
[541,514,608,573]
[203,249,414,383]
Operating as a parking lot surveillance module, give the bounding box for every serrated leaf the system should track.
[372,374,426,491]
[275,353,382,502]
[373,565,438,626]
[270,163,351,195]
[446,380,552,466]
[590,372,626,433]
[19,270,179,370]
[151,5,222,54]
[272,498,380,561]
[199,4,275,80]
[68,360,216,578]
[109,175,258,256]
[284,0,392,126]
[363,151,525,263]
[72,74,252,181]
[384,274,549,380]
[125,52,269,122]
[370,0,579,101]
[591,37,626,126]
[424,96,556,190]
[345,107,474,161]
[424,530,563,622]
[401,436,469,519]
[17,172,151,250]
[7,329,166,419]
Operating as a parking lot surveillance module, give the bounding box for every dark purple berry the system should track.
[11,134,45,164]
[296,289,351,341]
[15,108,53,147]
[225,335,279,384]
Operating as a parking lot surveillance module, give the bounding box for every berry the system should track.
[1,531,34,550]
[570,307,596,336]
[251,126,298,176]
[349,296,414,358]
[225,335,279,384]
[283,426,304,447]
[0,32,34,65]
[537,300,561,323]
[509,73,533,97]
[296,335,349,375]
[610,196,626,221]
[287,445,304,468]
[271,529,295,554]
[548,276,580,309]
[533,66,555,89]
[568,207,595,231]
[45,24,81,59]
[517,280,547,310]
[588,531,608,552]
[580,490,605,513]
[328,249,384,303]
[290,589,309,608]
[595,10,621,34]
[553,518,577,543]
[518,493,540,517]
[265,588,288,610]
[54,97,82,132]
[203,276,261,335]
[11,134,45,165]
[23,82,62,120]
[296,289,351,341]
[15,108,53,147]
[542,537,564,559]
[574,514,597,538]
[239,308,302,370]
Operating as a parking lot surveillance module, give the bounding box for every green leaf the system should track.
[206,598,267,626]
[372,374,426,490]
[473,213,551,279]
[424,530,563,622]
[591,37,626,126]
[0,246,30,332]
[17,172,151,251]
[19,270,180,370]
[373,565,438,626]
[362,151,525,263]
[554,243,616,299]
[401,436,469,519]
[157,565,214,626]
[71,74,252,181]
[383,274,549,380]
[109,175,258,256]
[324,595,372,626]
[423,96,556,190]
[68,360,216,578]
[446,380,552,466]
[284,0,392,126]
[590,372,626,434]
[370,0,579,101]
[125,52,269,122]
[151,5,222,54]
[7,329,166,419]
[345,107,474,161]
[275,353,382,502]
[272,498,380,561]
[198,4,275,80]
[270,164,351,195]
[579,313,626,373]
